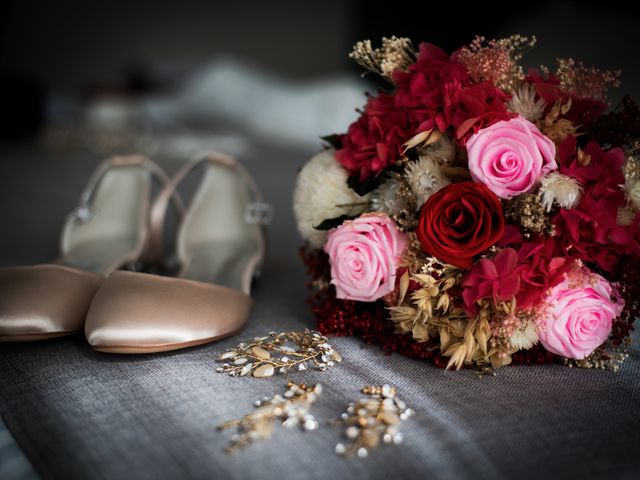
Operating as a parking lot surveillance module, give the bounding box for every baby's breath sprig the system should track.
[349,36,416,80]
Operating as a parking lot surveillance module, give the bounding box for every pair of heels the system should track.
[0,151,270,353]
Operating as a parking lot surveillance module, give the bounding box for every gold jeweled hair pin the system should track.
[333,385,413,458]
[216,330,342,378]
[218,382,322,452]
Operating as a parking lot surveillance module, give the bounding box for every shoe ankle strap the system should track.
[68,155,185,253]
[148,151,271,265]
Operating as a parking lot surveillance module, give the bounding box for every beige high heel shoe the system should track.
[0,155,183,341]
[84,151,270,354]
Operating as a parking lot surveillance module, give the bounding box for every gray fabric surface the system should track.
[0,417,36,480]
[1,140,640,480]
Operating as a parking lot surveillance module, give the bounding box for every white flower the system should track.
[404,156,449,208]
[539,172,582,211]
[293,150,368,248]
[370,175,407,216]
[509,321,539,351]
[508,83,546,122]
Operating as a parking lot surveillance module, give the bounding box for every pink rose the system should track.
[467,116,558,199]
[537,267,624,360]
[324,213,407,302]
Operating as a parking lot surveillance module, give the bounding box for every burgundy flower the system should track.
[552,138,640,272]
[462,239,568,313]
[558,137,624,187]
[552,193,629,272]
[462,248,521,312]
[394,43,512,146]
[515,237,568,308]
[526,71,607,127]
[335,93,417,180]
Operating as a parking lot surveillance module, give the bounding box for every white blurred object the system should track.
[142,58,367,148]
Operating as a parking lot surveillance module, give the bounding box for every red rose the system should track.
[417,182,505,268]
[336,93,417,180]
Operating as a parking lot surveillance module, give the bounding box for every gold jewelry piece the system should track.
[218,382,322,453]
[216,330,342,378]
[333,384,413,458]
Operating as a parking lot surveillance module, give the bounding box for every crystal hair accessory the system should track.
[217,382,322,453]
[216,330,342,378]
[333,385,413,458]
[294,34,639,372]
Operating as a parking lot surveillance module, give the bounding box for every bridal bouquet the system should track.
[294,36,640,370]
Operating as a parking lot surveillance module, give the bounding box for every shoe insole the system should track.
[182,240,257,291]
[60,168,151,275]
[177,165,262,293]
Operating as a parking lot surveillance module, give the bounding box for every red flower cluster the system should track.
[335,93,417,180]
[526,71,608,128]
[553,137,640,271]
[394,43,512,146]
[462,237,568,313]
[305,35,640,370]
[336,43,512,180]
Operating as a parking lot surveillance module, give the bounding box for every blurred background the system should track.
[1,0,639,144]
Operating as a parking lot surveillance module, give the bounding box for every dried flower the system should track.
[509,319,539,351]
[617,206,636,226]
[556,58,621,101]
[417,133,456,163]
[404,156,450,209]
[563,343,630,372]
[388,258,465,345]
[442,306,493,370]
[505,193,550,234]
[622,154,640,210]
[369,175,408,216]
[628,181,640,211]
[539,98,579,144]
[293,150,368,248]
[403,129,456,163]
[508,82,546,122]
[539,171,583,211]
[370,177,420,231]
[457,35,536,92]
[349,36,416,79]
